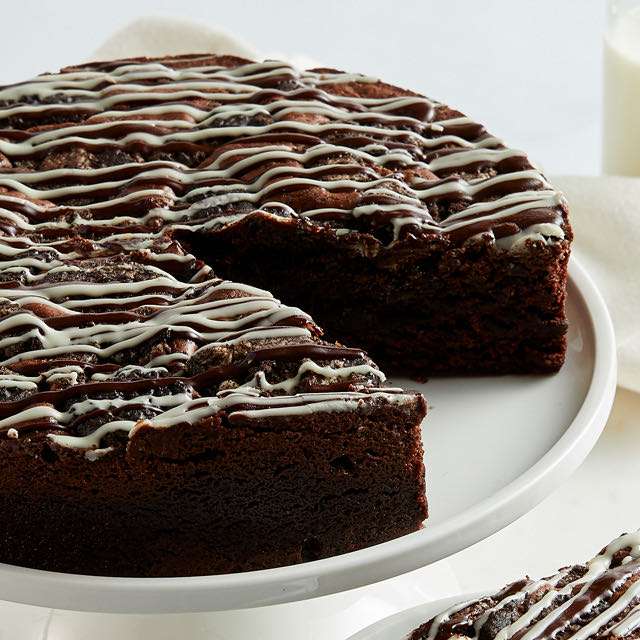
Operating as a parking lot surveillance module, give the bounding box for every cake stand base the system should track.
[0,562,460,640]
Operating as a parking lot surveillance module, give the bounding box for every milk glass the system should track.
[603,0,640,175]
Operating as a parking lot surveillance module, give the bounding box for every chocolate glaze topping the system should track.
[0,55,567,251]
[0,234,411,454]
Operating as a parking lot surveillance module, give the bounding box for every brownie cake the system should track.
[410,530,640,640]
[0,54,571,377]
[0,234,426,576]
[0,53,570,576]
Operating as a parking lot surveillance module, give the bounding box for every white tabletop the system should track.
[0,2,628,637]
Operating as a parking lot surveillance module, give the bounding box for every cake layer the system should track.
[0,392,425,577]
[410,530,640,640]
[186,212,568,375]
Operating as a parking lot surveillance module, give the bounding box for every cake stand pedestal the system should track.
[0,562,461,640]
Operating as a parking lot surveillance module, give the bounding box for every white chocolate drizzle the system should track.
[0,57,567,248]
[0,234,414,453]
[0,53,568,453]
[419,530,640,640]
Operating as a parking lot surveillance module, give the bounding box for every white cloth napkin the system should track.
[92,19,639,393]
[553,176,640,393]
[93,16,318,70]
[93,16,258,61]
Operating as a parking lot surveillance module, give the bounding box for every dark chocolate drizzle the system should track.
[0,56,567,248]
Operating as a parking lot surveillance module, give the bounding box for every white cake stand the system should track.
[0,257,616,639]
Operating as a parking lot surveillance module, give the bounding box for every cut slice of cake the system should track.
[0,237,426,576]
[410,530,640,640]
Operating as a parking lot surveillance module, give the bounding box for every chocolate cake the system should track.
[0,53,570,576]
[410,530,640,640]
[0,235,426,576]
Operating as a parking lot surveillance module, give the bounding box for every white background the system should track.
[1,0,604,175]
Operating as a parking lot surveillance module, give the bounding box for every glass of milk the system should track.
[603,0,640,175]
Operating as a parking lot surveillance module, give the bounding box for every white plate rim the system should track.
[0,256,617,613]
[346,592,486,640]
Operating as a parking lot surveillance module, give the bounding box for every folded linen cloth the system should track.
[93,16,258,61]
[94,19,637,393]
[553,176,640,393]
[93,15,318,70]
